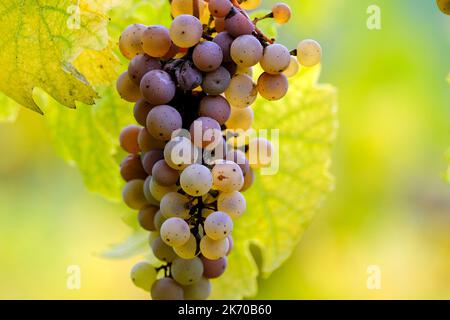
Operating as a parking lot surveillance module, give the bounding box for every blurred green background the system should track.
[0,0,449,299]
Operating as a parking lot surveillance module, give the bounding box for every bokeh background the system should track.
[0,0,449,299]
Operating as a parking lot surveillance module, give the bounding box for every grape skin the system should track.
[225,74,257,108]
[152,159,180,186]
[142,25,172,58]
[199,95,231,125]
[116,71,142,102]
[119,125,141,154]
[247,137,274,169]
[189,116,222,149]
[130,262,156,291]
[144,176,160,206]
[260,44,291,75]
[173,233,197,259]
[138,205,159,231]
[122,179,148,210]
[225,9,255,37]
[240,168,254,192]
[272,3,292,24]
[153,210,167,231]
[140,70,176,105]
[164,137,201,170]
[208,0,232,18]
[192,41,224,72]
[213,32,234,62]
[182,277,211,300]
[297,39,322,67]
[257,72,289,101]
[212,160,244,192]
[150,177,178,202]
[160,217,191,247]
[283,56,299,78]
[120,154,147,181]
[200,235,229,260]
[171,257,204,285]
[201,66,231,95]
[128,54,161,85]
[180,164,213,196]
[160,192,190,219]
[146,105,182,141]
[170,14,203,48]
[240,0,262,10]
[151,236,178,262]
[201,256,227,279]
[133,99,154,126]
[142,149,164,175]
[119,24,145,60]
[151,278,184,300]
[204,211,233,240]
[226,149,250,176]
[138,128,165,153]
[217,191,246,219]
[230,35,263,69]
[225,106,254,131]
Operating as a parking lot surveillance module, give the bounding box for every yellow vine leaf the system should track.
[0,0,113,114]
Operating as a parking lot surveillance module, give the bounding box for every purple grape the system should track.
[146,105,182,141]
[199,95,231,125]
[213,32,234,62]
[201,256,227,279]
[189,116,222,148]
[128,54,161,85]
[133,99,154,126]
[120,154,148,181]
[201,66,231,95]
[140,70,176,105]
[192,41,223,72]
[151,159,180,186]
[142,149,164,174]
[225,8,255,37]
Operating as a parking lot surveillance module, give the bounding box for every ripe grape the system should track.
[211,160,244,192]
[209,0,232,18]
[138,128,166,153]
[297,39,322,67]
[257,72,289,101]
[213,32,234,62]
[226,149,250,175]
[152,159,180,186]
[247,137,274,169]
[119,24,145,59]
[173,233,197,259]
[204,211,233,240]
[117,71,142,102]
[272,3,292,24]
[437,0,450,15]
[171,257,204,285]
[164,137,201,170]
[214,17,226,33]
[128,54,161,85]
[283,56,299,78]
[240,0,262,10]
[226,235,233,255]
[138,205,159,231]
[183,277,211,300]
[225,106,254,131]
[202,66,231,95]
[144,176,160,206]
[160,217,191,247]
[170,14,203,48]
[122,179,148,210]
[150,177,178,201]
[217,191,246,219]
[160,192,190,219]
[130,262,156,291]
[174,60,203,91]
[201,256,227,279]
[133,99,154,126]
[260,44,291,74]
[151,236,177,262]
[240,168,254,192]
[192,41,223,72]
[225,74,257,108]
[180,164,213,196]
[199,95,231,125]
[142,149,164,175]
[119,125,141,154]
[142,25,172,58]
[146,105,182,141]
[225,8,255,37]
[140,70,176,105]
[171,0,207,17]
[120,154,147,181]
[236,66,253,77]
[151,278,184,300]
[230,35,263,68]
[200,235,229,260]
[189,116,222,149]
[153,210,167,231]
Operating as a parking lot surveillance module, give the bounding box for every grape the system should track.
[122,179,148,210]
[160,217,190,247]
[144,176,160,206]
[150,177,178,201]
[119,125,141,154]
[174,233,197,259]
[160,192,190,219]
[226,235,233,255]
[236,66,253,77]
[247,137,274,169]
[130,262,156,291]
[189,117,222,149]
[162,42,181,60]
[140,70,176,105]
[257,72,289,101]
[117,71,142,102]
[209,0,232,18]
[201,66,231,95]
[260,44,291,75]
[213,32,234,62]
[204,211,233,240]
[297,39,322,67]
[240,168,254,192]
[153,210,167,230]
[120,154,147,181]
[170,14,203,48]
[183,277,211,300]
[138,128,165,153]
[164,137,201,170]
[240,0,261,10]
[171,257,204,285]
[138,205,159,231]
[214,17,225,33]
[201,256,227,279]
[225,74,257,108]
[142,149,164,175]
[272,2,292,24]
[142,25,172,58]
[171,0,206,17]
[192,41,223,72]
[217,191,246,219]
[174,60,203,91]
[146,105,182,141]
[151,236,177,262]
[180,164,213,196]
[203,136,227,165]
[134,99,154,126]
[225,106,254,131]
[152,159,180,186]
[226,149,249,175]
[151,278,184,300]
[199,96,230,126]
[283,56,299,78]
[230,35,263,68]
[202,207,215,219]
[128,54,161,85]
[225,8,255,37]
[437,0,450,15]
[119,24,145,59]
[200,235,229,260]
[211,160,244,192]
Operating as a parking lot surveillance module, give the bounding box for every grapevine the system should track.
[117,0,323,300]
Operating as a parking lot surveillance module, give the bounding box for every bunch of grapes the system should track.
[116,0,322,300]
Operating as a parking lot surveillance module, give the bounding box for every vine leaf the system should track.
[0,0,113,114]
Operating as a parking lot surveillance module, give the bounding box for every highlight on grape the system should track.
[117,0,322,300]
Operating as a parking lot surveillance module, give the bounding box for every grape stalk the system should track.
[117,0,322,300]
